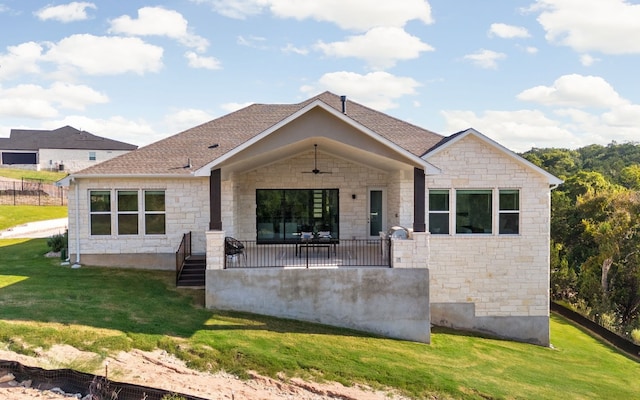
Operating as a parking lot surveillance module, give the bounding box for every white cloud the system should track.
[301,71,421,110]
[579,54,599,66]
[190,0,264,20]
[489,23,530,39]
[35,2,96,23]
[281,43,309,55]
[517,74,626,109]
[524,46,538,54]
[463,49,506,69]
[164,108,216,133]
[44,115,159,146]
[0,42,43,80]
[441,109,579,152]
[193,0,433,31]
[0,97,59,119]
[220,102,254,112]
[531,0,640,54]
[0,82,107,119]
[185,51,222,69]
[443,74,640,152]
[315,27,434,70]
[237,35,268,49]
[44,34,163,75]
[110,7,209,52]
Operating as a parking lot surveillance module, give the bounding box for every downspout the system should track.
[73,180,81,268]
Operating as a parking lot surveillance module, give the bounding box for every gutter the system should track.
[73,180,81,268]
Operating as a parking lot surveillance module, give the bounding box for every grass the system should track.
[0,169,68,230]
[0,205,67,231]
[1,238,639,399]
[0,167,68,184]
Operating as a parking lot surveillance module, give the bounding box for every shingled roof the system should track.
[75,92,446,176]
[0,126,137,151]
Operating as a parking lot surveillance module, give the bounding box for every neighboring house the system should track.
[0,126,137,173]
[59,92,561,346]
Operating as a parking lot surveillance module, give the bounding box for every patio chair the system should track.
[225,236,246,266]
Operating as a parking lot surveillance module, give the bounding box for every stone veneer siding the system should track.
[228,151,412,241]
[69,176,209,269]
[68,151,415,268]
[425,135,551,345]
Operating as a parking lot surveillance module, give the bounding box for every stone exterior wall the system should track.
[230,151,410,241]
[425,134,551,345]
[68,176,209,269]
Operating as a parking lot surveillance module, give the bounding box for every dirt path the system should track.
[0,345,410,400]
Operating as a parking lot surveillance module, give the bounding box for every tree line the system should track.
[522,142,640,342]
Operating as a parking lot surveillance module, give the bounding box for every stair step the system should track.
[177,254,206,287]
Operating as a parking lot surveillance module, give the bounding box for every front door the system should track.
[368,189,385,238]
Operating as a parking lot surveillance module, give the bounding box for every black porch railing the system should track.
[224,238,390,269]
[175,232,192,284]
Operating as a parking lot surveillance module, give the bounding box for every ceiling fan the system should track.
[303,144,332,174]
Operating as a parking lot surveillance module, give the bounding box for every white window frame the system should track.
[498,189,520,235]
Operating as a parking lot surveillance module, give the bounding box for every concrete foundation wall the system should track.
[72,253,175,270]
[206,268,431,343]
[431,302,550,346]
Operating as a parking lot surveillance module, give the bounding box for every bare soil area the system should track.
[0,345,410,400]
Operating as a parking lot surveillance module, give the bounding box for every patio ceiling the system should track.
[217,136,421,178]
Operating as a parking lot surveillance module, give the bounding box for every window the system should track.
[256,189,339,243]
[456,190,492,234]
[499,190,519,234]
[89,189,165,236]
[428,190,449,234]
[117,190,138,235]
[89,151,96,161]
[90,191,111,235]
[144,190,166,234]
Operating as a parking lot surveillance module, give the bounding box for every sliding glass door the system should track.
[256,189,339,243]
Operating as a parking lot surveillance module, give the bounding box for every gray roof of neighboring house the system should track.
[0,126,138,152]
[74,92,447,176]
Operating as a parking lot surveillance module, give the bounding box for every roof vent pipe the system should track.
[340,95,347,114]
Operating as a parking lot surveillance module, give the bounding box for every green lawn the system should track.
[0,205,67,231]
[0,167,67,184]
[1,238,639,399]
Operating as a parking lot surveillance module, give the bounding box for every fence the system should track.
[0,178,67,206]
[551,302,640,358]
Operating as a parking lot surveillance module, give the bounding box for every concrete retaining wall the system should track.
[431,302,550,346]
[206,268,430,343]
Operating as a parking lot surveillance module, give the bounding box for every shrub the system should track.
[632,329,640,345]
[47,230,68,252]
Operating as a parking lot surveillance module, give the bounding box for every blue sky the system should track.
[1,0,639,152]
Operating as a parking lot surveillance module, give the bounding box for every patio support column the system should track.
[413,167,426,232]
[209,168,222,230]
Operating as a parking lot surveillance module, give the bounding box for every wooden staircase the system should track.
[176,254,206,288]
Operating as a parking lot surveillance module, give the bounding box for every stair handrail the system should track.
[175,232,192,285]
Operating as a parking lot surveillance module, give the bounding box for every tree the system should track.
[620,164,640,190]
[578,190,640,329]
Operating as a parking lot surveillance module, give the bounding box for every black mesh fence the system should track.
[551,302,640,358]
[0,359,210,400]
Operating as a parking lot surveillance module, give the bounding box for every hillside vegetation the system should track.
[522,141,640,343]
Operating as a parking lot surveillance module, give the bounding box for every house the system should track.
[59,92,561,346]
[0,126,137,173]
